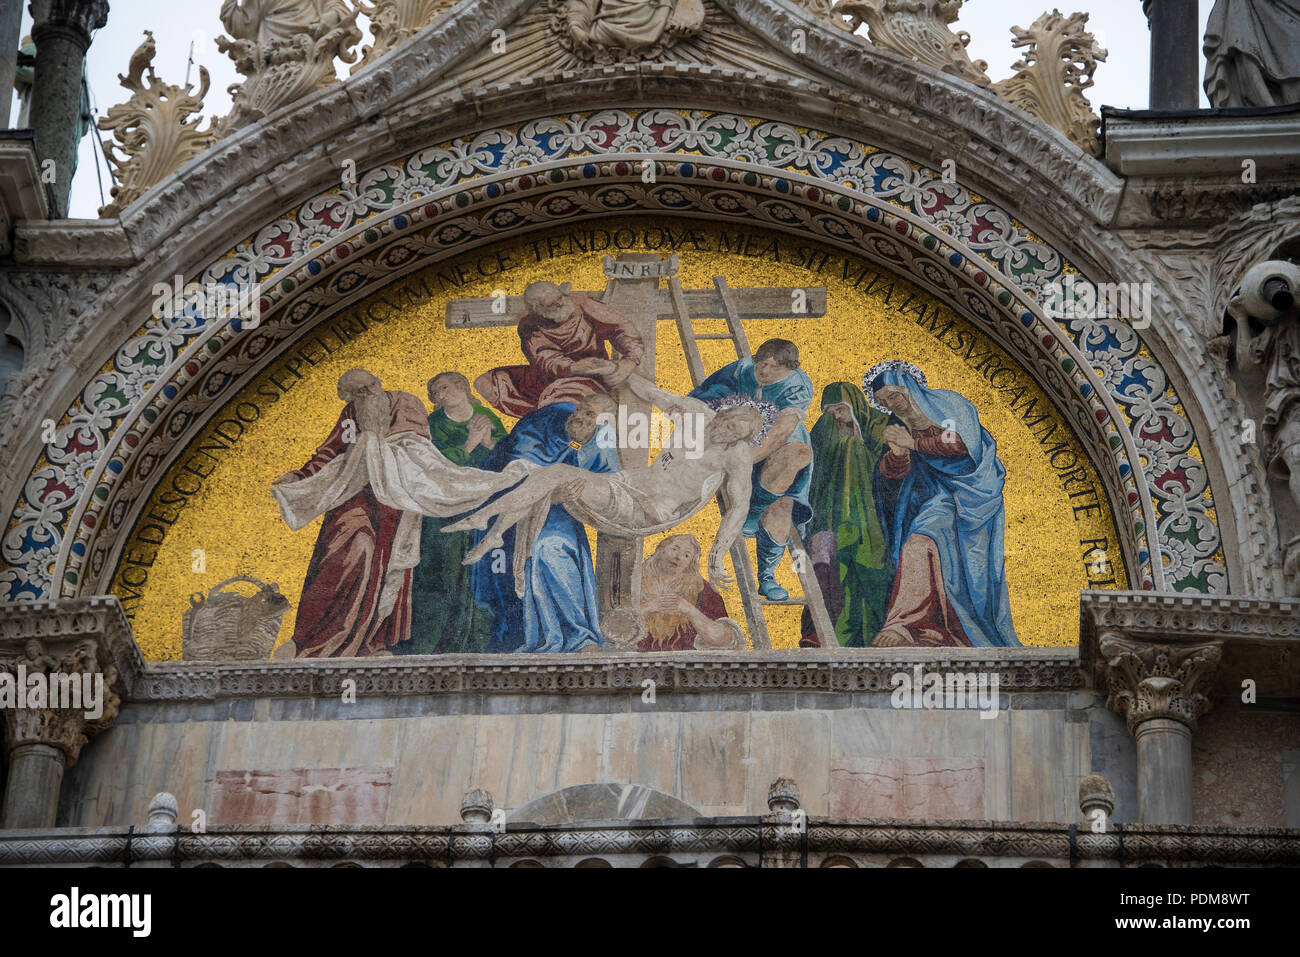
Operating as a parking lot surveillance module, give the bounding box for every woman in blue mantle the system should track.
[864,361,1019,648]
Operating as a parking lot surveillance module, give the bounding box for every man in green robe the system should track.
[800,382,895,647]
[396,371,508,654]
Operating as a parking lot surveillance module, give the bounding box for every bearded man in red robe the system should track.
[473,281,645,418]
[271,369,431,658]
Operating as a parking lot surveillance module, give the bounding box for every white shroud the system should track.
[272,430,539,611]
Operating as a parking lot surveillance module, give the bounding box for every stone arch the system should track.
[508,783,701,825]
[0,13,1235,604]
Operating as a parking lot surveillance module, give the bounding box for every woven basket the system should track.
[181,577,291,661]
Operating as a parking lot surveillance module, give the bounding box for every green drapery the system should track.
[401,403,508,654]
[808,382,895,646]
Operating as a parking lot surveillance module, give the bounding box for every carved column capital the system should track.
[1096,633,1222,733]
[27,0,109,48]
[0,636,120,765]
[0,597,139,766]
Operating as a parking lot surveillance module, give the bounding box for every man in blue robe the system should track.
[689,339,814,600]
[866,364,1019,648]
[473,393,619,653]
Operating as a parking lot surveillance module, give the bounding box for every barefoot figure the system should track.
[444,373,764,595]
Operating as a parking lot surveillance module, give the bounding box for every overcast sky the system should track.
[13,0,1218,219]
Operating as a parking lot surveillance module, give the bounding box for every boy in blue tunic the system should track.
[689,339,814,600]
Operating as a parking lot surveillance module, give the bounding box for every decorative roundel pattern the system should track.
[1,109,1225,605]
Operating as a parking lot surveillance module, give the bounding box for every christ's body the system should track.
[445,374,762,589]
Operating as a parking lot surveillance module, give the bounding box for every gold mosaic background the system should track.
[114,218,1126,659]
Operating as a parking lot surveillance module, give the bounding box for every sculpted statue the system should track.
[1230,259,1300,593]
[1204,0,1300,107]
[557,0,706,61]
[217,0,362,133]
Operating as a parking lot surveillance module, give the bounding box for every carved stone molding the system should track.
[0,267,126,450]
[1081,590,1300,644]
[355,0,459,67]
[0,597,138,765]
[0,819,1296,867]
[130,647,1081,702]
[0,597,145,700]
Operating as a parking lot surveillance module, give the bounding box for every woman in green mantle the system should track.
[397,371,508,654]
[800,381,895,647]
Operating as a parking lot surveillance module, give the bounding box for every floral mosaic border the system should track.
[1,110,1226,606]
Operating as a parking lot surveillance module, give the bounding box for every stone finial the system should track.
[1078,774,1114,821]
[460,788,494,824]
[991,10,1108,156]
[97,31,219,218]
[832,0,992,87]
[216,0,363,135]
[767,777,801,813]
[1097,634,1222,733]
[146,792,179,832]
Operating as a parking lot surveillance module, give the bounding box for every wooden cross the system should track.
[446,253,829,642]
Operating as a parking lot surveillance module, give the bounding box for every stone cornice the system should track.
[1079,590,1300,646]
[129,647,1082,702]
[1079,590,1300,700]
[1103,108,1300,176]
[0,818,1295,867]
[0,596,144,698]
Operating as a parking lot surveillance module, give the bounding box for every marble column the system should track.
[0,0,23,128]
[1097,634,1221,825]
[27,0,109,215]
[0,636,121,829]
[1143,0,1200,110]
[1,743,67,828]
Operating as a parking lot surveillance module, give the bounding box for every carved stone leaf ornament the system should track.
[97,31,218,217]
[354,0,460,68]
[991,9,1107,156]
[830,0,991,86]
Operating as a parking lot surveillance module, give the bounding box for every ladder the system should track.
[667,276,838,653]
